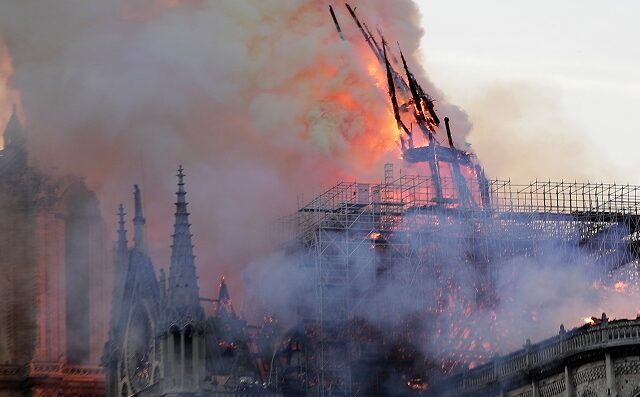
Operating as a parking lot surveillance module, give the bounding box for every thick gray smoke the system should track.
[0,0,469,303]
[243,209,640,377]
[3,1,636,382]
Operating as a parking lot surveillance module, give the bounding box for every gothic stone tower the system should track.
[104,168,208,397]
[0,105,110,396]
[103,168,276,397]
[161,166,207,394]
[103,185,163,397]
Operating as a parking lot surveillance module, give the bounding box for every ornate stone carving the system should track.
[540,378,565,397]
[574,366,606,386]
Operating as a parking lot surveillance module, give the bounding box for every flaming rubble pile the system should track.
[266,4,640,396]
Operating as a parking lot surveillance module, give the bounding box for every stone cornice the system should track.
[0,362,104,383]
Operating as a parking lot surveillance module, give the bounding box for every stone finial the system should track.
[132,184,147,253]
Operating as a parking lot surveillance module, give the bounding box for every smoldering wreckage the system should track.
[1,3,640,397]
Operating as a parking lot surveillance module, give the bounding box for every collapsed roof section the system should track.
[330,3,486,209]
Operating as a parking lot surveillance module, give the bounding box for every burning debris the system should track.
[331,3,487,210]
[275,165,640,395]
[1,1,639,397]
[242,4,640,396]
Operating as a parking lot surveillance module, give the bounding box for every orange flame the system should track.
[0,35,22,149]
[614,280,628,293]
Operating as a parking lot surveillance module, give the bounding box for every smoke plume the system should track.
[0,0,464,302]
[3,1,637,384]
[243,211,640,382]
[466,83,626,183]
[0,36,19,145]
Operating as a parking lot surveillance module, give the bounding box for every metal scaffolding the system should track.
[282,164,640,397]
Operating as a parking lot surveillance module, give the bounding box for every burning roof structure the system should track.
[270,4,640,396]
[281,164,640,395]
[333,3,485,208]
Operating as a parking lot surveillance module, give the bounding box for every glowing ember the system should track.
[614,280,628,293]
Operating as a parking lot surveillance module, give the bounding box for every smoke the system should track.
[466,83,625,183]
[242,208,640,389]
[4,1,638,390]
[0,36,20,146]
[0,0,464,303]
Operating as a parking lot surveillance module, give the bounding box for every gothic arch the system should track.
[184,324,195,374]
[128,301,157,363]
[152,363,161,384]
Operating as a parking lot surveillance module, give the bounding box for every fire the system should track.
[614,280,628,293]
[583,317,596,326]
[407,378,428,391]
[0,35,21,149]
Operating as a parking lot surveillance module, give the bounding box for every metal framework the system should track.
[281,164,640,396]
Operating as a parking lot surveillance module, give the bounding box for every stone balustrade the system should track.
[443,314,640,395]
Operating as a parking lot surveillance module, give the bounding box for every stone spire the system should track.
[116,204,128,258]
[3,104,25,149]
[215,276,236,318]
[133,184,146,253]
[218,277,230,302]
[167,166,203,323]
[159,268,167,303]
[109,204,129,340]
[114,204,129,303]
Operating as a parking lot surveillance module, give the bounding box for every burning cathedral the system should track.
[102,5,640,397]
[3,3,640,397]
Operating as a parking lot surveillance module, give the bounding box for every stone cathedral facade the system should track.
[102,168,278,397]
[0,105,109,396]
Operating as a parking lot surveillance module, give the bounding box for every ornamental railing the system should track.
[447,315,640,394]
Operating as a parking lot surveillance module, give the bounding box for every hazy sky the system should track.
[416,0,640,183]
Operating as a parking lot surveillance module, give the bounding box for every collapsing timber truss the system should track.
[331,3,486,212]
[281,164,640,397]
[296,5,640,396]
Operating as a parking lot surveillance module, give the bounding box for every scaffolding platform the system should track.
[280,165,640,397]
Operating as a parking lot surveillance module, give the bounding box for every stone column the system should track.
[180,330,185,388]
[159,336,165,378]
[564,365,573,397]
[192,333,199,388]
[167,334,174,387]
[605,353,617,397]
